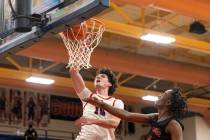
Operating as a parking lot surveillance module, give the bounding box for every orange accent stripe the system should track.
[113,99,117,106]
[97,94,113,100]
[89,92,95,98]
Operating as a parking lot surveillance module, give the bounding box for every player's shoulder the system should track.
[168,119,184,129]
[112,98,124,108]
[115,98,124,104]
[114,98,124,103]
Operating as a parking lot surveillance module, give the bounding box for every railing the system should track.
[0,124,77,140]
[0,124,123,140]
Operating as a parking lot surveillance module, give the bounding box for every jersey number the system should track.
[94,107,105,116]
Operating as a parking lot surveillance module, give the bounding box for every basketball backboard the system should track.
[0,0,109,57]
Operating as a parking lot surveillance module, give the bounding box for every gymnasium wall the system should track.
[182,117,197,140]
[195,116,210,140]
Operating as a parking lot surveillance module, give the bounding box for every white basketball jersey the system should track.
[76,89,124,140]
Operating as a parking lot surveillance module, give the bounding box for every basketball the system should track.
[62,24,87,40]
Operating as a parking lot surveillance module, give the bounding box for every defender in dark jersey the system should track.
[85,88,187,140]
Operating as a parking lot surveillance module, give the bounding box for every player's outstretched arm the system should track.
[84,97,157,123]
[69,68,86,93]
[69,68,91,99]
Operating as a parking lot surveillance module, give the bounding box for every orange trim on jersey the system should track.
[97,94,113,100]
[113,99,117,106]
[83,102,88,111]
[89,92,95,98]
[83,92,95,110]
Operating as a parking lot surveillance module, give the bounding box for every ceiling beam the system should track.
[116,72,123,81]
[188,105,210,125]
[183,85,210,96]
[40,62,60,73]
[99,19,210,54]
[150,14,178,29]
[17,39,210,86]
[110,2,134,24]
[113,0,210,22]
[145,79,160,90]
[119,75,136,85]
[187,98,210,108]
[6,57,23,70]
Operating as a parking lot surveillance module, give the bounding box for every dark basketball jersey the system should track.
[145,117,184,140]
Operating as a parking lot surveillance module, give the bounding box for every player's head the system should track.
[94,68,118,96]
[28,123,33,130]
[155,88,187,119]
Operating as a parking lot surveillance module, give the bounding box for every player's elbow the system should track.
[112,122,119,128]
[106,120,119,128]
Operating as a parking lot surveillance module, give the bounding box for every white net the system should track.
[59,18,105,70]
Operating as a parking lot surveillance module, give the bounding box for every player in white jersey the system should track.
[70,68,124,140]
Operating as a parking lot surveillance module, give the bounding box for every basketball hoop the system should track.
[59,18,105,70]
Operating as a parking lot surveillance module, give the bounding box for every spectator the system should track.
[27,97,36,121]
[24,124,38,140]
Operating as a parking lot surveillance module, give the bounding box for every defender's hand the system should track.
[83,97,103,107]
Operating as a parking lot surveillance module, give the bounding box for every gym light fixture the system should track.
[140,33,176,44]
[142,95,159,102]
[25,76,54,85]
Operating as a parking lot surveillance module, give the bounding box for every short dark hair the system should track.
[168,88,187,119]
[29,124,33,128]
[97,68,118,96]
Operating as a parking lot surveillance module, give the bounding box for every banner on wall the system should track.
[0,86,81,127]
[50,95,82,121]
[0,87,48,127]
